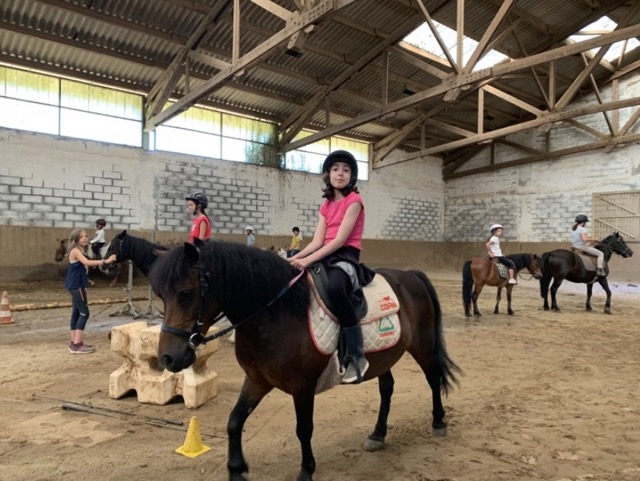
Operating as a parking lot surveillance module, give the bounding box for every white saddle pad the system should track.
[308,273,401,356]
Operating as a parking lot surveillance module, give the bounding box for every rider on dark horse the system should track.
[288,150,374,384]
[571,214,605,277]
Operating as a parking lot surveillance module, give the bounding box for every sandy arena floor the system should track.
[0,268,639,481]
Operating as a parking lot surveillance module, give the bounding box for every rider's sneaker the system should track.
[596,268,606,277]
[69,343,95,354]
[508,278,518,285]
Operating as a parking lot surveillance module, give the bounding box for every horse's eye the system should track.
[178,290,193,301]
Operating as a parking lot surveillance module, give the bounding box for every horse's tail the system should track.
[462,260,473,315]
[539,252,552,298]
[411,270,461,395]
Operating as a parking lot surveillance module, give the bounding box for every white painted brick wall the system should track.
[0,128,444,240]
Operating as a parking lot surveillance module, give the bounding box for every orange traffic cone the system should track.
[0,291,14,325]
[175,416,210,458]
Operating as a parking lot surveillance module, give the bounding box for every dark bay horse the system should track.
[462,253,543,318]
[540,232,633,314]
[103,230,169,276]
[149,241,459,481]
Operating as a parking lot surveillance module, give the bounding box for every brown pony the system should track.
[462,253,543,318]
[149,241,459,481]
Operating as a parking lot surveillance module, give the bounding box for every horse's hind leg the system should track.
[364,370,394,452]
[550,278,563,311]
[227,377,273,481]
[472,284,484,317]
[408,350,447,436]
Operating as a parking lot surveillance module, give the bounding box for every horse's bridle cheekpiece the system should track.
[161,246,305,351]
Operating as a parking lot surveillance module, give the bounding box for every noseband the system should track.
[161,257,305,351]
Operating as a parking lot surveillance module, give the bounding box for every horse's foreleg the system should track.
[506,285,514,315]
[599,278,612,314]
[293,389,316,481]
[586,283,594,311]
[364,370,394,452]
[227,377,273,481]
[493,287,502,314]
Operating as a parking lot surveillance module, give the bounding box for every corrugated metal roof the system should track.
[1,0,639,158]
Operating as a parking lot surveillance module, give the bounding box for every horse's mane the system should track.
[120,234,168,275]
[506,253,533,270]
[150,241,310,320]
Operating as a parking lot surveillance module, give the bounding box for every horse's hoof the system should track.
[508,311,514,316]
[544,306,550,311]
[586,306,593,311]
[363,438,385,452]
[432,426,448,437]
[296,472,313,481]
[493,310,499,314]
[230,475,247,481]
[604,307,612,315]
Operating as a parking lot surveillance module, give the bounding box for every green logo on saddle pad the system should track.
[378,317,395,334]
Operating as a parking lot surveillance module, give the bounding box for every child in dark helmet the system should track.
[90,218,107,258]
[288,150,374,384]
[571,214,605,276]
[185,192,211,244]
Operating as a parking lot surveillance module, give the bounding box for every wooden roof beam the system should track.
[146,1,231,120]
[444,132,640,179]
[277,13,424,145]
[147,0,360,130]
[381,96,640,168]
[282,24,640,154]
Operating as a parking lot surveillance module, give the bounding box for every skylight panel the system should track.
[570,16,640,63]
[403,21,510,72]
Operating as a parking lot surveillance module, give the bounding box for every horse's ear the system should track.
[184,242,200,263]
[117,230,127,239]
[193,237,204,248]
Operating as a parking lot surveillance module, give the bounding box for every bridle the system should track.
[160,256,305,351]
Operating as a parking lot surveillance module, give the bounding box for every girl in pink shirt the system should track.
[289,150,374,384]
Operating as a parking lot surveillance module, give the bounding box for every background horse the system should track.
[104,230,169,276]
[540,232,633,314]
[149,241,459,481]
[54,238,124,287]
[462,253,543,318]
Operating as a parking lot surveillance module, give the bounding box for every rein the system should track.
[161,261,306,351]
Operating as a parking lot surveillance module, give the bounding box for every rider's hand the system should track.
[289,257,311,271]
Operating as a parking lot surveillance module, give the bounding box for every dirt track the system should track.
[1,269,639,481]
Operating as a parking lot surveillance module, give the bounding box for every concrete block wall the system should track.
[0,128,444,244]
[448,75,640,242]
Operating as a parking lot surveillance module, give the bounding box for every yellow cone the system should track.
[176,416,211,458]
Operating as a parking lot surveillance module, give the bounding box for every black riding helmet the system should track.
[95,218,106,227]
[322,150,358,188]
[575,214,589,223]
[185,192,208,209]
